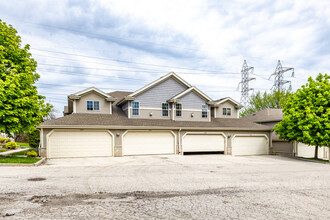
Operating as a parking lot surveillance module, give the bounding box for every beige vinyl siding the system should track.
[129,109,170,119]
[134,77,187,108]
[174,110,209,121]
[68,99,73,114]
[215,101,238,118]
[76,92,110,114]
[272,140,293,156]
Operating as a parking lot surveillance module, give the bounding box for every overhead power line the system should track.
[35,53,242,76]
[31,48,225,73]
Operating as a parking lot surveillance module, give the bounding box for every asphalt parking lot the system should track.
[0,155,329,219]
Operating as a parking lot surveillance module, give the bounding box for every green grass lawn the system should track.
[11,151,28,155]
[16,142,30,148]
[0,149,10,152]
[11,148,37,156]
[0,156,41,164]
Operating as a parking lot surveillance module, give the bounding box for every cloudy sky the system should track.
[1,0,329,116]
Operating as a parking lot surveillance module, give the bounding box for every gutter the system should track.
[254,119,283,123]
[37,125,271,131]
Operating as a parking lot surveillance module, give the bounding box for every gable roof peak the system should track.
[128,72,191,98]
[214,97,243,109]
[69,87,116,101]
[168,86,212,103]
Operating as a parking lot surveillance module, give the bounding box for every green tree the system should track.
[27,129,40,149]
[274,74,330,159]
[0,19,51,136]
[240,90,291,117]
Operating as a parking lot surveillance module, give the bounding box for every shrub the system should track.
[273,151,278,155]
[28,130,40,149]
[27,150,38,157]
[5,142,17,149]
[0,138,9,143]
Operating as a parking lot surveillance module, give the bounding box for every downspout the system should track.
[178,128,182,155]
[37,128,42,156]
[269,130,272,154]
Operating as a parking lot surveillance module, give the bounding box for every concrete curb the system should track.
[0,157,46,167]
[0,148,30,156]
[34,157,47,166]
[293,156,330,164]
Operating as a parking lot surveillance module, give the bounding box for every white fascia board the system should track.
[72,87,112,99]
[215,97,243,108]
[128,72,191,98]
[170,86,212,102]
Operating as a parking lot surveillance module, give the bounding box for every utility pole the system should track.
[237,60,255,107]
[269,60,294,91]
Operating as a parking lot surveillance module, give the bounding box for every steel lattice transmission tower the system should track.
[269,60,294,91]
[237,60,255,107]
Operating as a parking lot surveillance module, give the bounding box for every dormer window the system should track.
[132,101,139,115]
[222,108,231,116]
[202,105,208,118]
[87,101,100,111]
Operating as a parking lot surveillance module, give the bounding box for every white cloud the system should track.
[1,0,330,115]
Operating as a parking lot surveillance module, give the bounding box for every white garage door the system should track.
[296,143,315,158]
[232,135,269,156]
[183,133,225,152]
[48,130,113,158]
[297,143,328,159]
[123,131,175,155]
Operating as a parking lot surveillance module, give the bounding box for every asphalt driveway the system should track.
[0,155,329,219]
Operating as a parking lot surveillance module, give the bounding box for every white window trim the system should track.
[222,107,232,116]
[87,100,93,111]
[87,100,101,111]
[132,101,140,116]
[202,104,208,118]
[162,103,169,117]
[93,101,100,111]
[175,103,183,117]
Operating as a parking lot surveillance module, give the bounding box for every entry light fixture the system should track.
[191,113,194,117]
[149,112,153,116]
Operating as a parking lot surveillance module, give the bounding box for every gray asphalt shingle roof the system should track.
[240,108,283,123]
[39,91,270,130]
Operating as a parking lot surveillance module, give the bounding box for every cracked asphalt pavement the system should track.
[0,155,329,219]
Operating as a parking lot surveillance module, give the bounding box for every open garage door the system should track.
[182,133,225,153]
[232,135,269,156]
[48,130,113,158]
[122,131,175,156]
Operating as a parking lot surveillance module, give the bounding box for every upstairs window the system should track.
[87,101,100,111]
[162,103,169,117]
[202,105,208,118]
[132,101,139,116]
[222,107,231,116]
[176,103,182,117]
